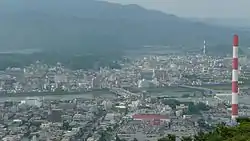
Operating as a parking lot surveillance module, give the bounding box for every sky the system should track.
[105,0,250,19]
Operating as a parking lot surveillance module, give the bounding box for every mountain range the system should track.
[0,0,249,53]
[189,18,250,29]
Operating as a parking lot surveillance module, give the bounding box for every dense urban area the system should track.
[1,51,250,141]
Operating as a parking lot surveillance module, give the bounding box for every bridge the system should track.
[179,85,215,93]
[109,88,140,97]
[216,93,231,96]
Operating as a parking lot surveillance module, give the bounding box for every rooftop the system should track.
[132,114,168,120]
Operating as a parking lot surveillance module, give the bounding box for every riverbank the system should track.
[0,88,112,98]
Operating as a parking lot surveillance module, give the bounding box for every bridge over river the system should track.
[179,85,215,93]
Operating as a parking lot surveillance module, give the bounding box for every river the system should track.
[0,92,116,102]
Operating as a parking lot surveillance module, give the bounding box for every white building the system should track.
[138,79,150,88]
[101,100,113,110]
[20,97,42,107]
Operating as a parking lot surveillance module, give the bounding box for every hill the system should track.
[158,118,250,141]
[0,0,250,53]
[189,18,250,29]
[0,0,249,70]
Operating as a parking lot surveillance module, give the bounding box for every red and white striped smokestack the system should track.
[232,34,239,120]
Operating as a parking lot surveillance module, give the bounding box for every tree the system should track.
[181,136,192,141]
[62,121,70,130]
[106,127,112,132]
[158,134,176,141]
[193,131,208,141]
[158,137,170,141]
[133,138,138,141]
[167,134,176,141]
[197,119,205,126]
[98,134,106,141]
[185,102,210,115]
[161,99,181,109]
[115,134,121,141]
[158,118,250,141]
[182,94,190,98]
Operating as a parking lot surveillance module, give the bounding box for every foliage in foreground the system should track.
[158,118,250,141]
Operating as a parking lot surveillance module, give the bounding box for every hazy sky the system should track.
[106,0,250,19]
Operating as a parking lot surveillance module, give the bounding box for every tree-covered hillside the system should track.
[158,118,250,141]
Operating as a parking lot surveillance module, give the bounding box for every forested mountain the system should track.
[189,18,250,29]
[0,0,249,52]
[0,0,249,70]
